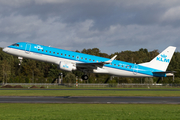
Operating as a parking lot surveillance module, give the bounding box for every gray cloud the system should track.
[0,0,180,54]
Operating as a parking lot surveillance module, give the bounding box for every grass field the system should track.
[0,88,180,96]
[0,104,180,120]
[0,88,180,120]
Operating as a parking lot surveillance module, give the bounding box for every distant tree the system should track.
[64,72,76,83]
[1,47,179,84]
[0,60,11,83]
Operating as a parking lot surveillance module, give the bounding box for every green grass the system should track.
[0,89,180,120]
[0,104,179,120]
[0,89,180,96]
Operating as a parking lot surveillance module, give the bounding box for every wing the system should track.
[76,55,117,70]
[76,62,104,69]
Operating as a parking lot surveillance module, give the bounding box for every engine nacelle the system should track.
[58,61,76,72]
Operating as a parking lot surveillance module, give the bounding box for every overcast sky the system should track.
[0,0,180,54]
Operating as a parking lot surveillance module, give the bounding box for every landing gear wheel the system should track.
[81,75,88,80]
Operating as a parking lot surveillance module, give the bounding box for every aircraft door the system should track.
[133,64,138,75]
[25,43,31,54]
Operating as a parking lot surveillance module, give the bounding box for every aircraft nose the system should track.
[3,47,9,53]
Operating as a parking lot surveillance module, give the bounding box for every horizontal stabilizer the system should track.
[153,71,176,74]
[153,71,176,77]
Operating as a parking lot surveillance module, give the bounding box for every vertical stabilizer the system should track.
[139,46,176,71]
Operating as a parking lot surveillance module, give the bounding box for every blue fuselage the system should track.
[3,42,166,77]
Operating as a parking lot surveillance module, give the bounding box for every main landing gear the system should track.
[156,77,162,83]
[81,75,88,80]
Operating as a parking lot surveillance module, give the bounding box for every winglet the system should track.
[104,55,117,64]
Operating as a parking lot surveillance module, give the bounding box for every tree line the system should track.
[0,47,180,84]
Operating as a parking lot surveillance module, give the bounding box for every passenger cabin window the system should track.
[53,52,55,54]
[12,44,19,47]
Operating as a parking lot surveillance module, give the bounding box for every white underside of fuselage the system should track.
[6,48,152,78]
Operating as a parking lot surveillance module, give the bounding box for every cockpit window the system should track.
[12,43,19,47]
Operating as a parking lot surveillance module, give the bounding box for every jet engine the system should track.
[58,61,76,72]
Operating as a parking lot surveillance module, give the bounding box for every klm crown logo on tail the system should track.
[156,54,170,63]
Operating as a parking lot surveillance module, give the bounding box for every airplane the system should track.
[3,42,176,82]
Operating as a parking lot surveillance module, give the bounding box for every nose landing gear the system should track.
[18,57,23,65]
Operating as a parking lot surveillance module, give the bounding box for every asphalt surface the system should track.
[0,96,180,104]
[1,89,180,104]
[1,89,180,91]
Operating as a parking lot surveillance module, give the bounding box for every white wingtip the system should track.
[105,55,117,64]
